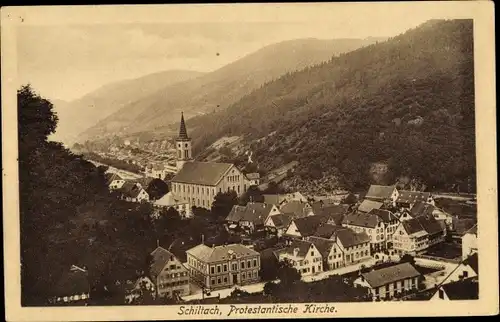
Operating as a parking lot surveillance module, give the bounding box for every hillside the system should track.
[189,19,475,193]
[79,37,384,141]
[50,69,204,145]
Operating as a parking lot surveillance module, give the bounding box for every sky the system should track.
[15,3,445,102]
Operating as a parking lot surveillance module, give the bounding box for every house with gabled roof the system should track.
[283,215,330,239]
[170,113,249,209]
[354,262,421,301]
[409,201,453,230]
[226,202,280,233]
[154,192,193,219]
[313,223,347,239]
[396,190,435,209]
[245,172,261,186]
[148,246,190,298]
[392,215,446,255]
[357,199,384,213]
[365,185,399,206]
[186,243,260,290]
[279,200,313,218]
[117,181,150,203]
[334,228,371,266]
[273,240,323,276]
[307,236,344,270]
[264,213,294,237]
[106,172,125,190]
[310,203,350,225]
[430,278,479,301]
[342,211,388,252]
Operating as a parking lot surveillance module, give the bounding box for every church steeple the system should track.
[175,112,193,172]
[178,112,189,141]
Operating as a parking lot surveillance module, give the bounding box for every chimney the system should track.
[156,239,159,248]
[201,234,205,245]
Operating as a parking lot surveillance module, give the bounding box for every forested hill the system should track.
[189,19,475,192]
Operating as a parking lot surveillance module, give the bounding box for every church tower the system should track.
[176,112,193,171]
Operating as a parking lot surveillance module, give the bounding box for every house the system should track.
[307,236,344,270]
[396,190,435,209]
[342,212,388,252]
[106,173,126,190]
[283,215,330,239]
[263,192,308,207]
[49,265,90,304]
[264,213,294,237]
[149,246,190,298]
[124,276,156,304]
[334,228,371,266]
[313,223,348,239]
[170,113,248,209]
[461,225,478,260]
[369,209,400,249]
[392,215,446,255]
[441,253,478,286]
[117,181,150,203]
[273,240,323,276]
[279,200,313,218]
[154,192,193,219]
[354,262,421,301]
[365,185,399,206]
[226,202,280,234]
[357,199,384,213]
[409,201,453,229]
[245,173,261,186]
[145,163,177,180]
[451,217,477,242]
[186,243,260,290]
[430,278,479,301]
[310,203,350,225]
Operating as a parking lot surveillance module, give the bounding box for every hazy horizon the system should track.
[16,5,441,102]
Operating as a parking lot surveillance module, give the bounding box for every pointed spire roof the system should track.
[178,112,190,140]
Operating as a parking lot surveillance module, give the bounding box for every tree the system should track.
[239,185,264,205]
[400,254,416,265]
[276,259,301,286]
[211,191,238,218]
[146,178,169,200]
[341,193,358,205]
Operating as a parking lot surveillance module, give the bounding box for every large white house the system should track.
[170,113,249,209]
[273,240,323,276]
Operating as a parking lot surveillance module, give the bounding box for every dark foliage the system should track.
[189,20,475,192]
[145,178,169,200]
[211,191,239,218]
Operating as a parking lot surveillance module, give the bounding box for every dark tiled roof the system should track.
[410,201,436,218]
[178,112,189,140]
[105,172,123,185]
[358,199,383,213]
[171,161,233,185]
[397,190,432,204]
[280,200,311,218]
[268,213,293,229]
[53,265,89,296]
[464,253,478,275]
[343,212,380,228]
[311,203,349,217]
[313,224,347,239]
[291,215,329,237]
[118,181,145,199]
[308,236,336,258]
[274,240,314,259]
[134,177,155,189]
[402,216,444,235]
[362,263,421,288]
[441,278,479,300]
[262,194,284,206]
[187,243,259,263]
[149,247,184,280]
[452,218,477,236]
[365,185,395,201]
[226,202,275,226]
[368,208,398,223]
[336,229,370,248]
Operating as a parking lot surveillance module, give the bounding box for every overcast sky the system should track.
[15,4,443,102]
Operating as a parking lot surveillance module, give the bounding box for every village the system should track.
[51,113,479,305]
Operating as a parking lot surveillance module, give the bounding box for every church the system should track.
[170,113,248,209]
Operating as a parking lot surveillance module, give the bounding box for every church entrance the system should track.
[232,274,238,286]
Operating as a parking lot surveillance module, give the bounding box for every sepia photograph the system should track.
[2,2,498,320]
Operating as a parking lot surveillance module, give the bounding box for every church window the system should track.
[237,186,240,194]
[197,187,199,194]
[185,143,188,148]
[178,143,181,148]
[183,186,185,193]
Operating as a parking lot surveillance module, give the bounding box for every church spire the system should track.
[178,112,189,140]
